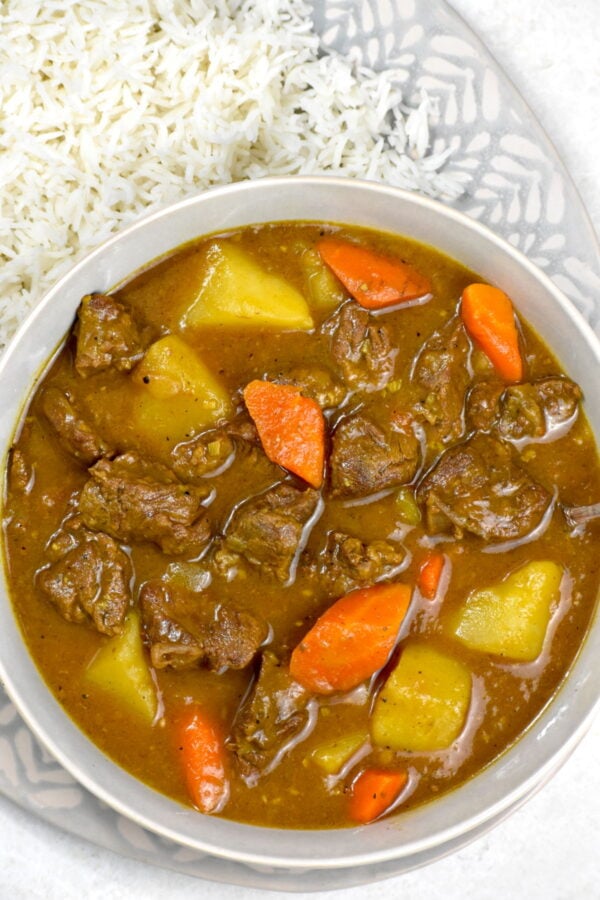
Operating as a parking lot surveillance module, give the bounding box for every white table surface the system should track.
[2,1,599,897]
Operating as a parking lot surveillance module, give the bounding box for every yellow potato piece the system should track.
[85,612,157,722]
[300,247,346,309]
[371,643,472,752]
[311,732,368,775]
[183,242,313,330]
[131,335,232,446]
[451,560,563,661]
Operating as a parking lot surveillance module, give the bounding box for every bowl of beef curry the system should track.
[1,178,599,874]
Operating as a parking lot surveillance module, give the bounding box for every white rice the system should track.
[0,0,463,349]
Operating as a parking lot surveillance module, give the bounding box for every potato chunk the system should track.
[311,732,368,775]
[450,561,563,661]
[371,643,471,752]
[85,612,157,722]
[300,247,346,309]
[183,242,313,331]
[131,335,231,446]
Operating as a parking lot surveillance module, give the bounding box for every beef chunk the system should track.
[412,316,471,443]
[225,413,259,443]
[417,433,551,541]
[38,517,130,635]
[79,452,211,556]
[74,293,147,377]
[277,365,346,409]
[326,302,396,392]
[329,412,419,496]
[231,652,310,780]
[214,483,319,582]
[140,580,266,671]
[309,532,406,595]
[172,430,235,481]
[467,377,582,441]
[8,448,33,493]
[171,413,259,482]
[42,387,113,465]
[464,381,504,432]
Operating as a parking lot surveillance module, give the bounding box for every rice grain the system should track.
[0,0,463,348]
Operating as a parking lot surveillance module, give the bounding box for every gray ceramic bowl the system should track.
[0,176,599,875]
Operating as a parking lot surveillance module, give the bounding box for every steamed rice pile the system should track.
[0,0,463,349]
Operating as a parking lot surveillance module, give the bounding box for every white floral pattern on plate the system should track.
[314,0,600,330]
[1,0,598,890]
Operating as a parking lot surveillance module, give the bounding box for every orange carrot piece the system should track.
[177,707,229,814]
[349,768,408,824]
[243,380,325,488]
[418,551,445,600]
[290,583,412,694]
[461,283,523,382]
[317,237,431,310]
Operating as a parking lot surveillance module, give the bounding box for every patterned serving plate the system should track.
[1,0,598,890]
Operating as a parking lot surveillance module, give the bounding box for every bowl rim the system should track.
[0,174,599,870]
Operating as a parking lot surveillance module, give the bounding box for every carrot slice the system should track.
[243,380,325,488]
[349,768,408,824]
[176,706,229,814]
[461,283,523,382]
[418,551,445,600]
[290,583,412,694]
[317,237,431,310]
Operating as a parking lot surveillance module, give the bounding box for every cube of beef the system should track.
[74,293,148,377]
[38,517,131,636]
[308,531,407,596]
[8,448,33,493]
[231,652,311,781]
[417,433,551,541]
[467,377,582,441]
[171,413,259,482]
[79,452,211,556]
[172,430,235,481]
[140,580,266,671]
[329,412,419,497]
[42,387,113,465]
[276,365,346,409]
[326,302,396,392]
[214,483,319,582]
[464,381,504,432]
[412,316,471,443]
